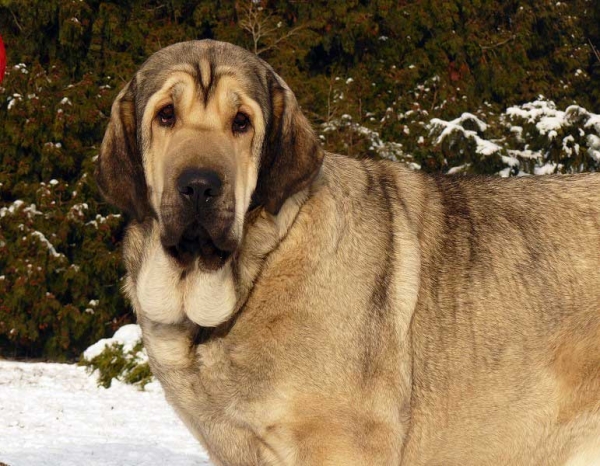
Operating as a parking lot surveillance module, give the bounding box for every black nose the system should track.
[177,169,223,206]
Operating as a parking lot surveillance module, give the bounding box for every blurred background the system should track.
[1,0,599,361]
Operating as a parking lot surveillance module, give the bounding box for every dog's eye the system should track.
[232,112,250,134]
[157,104,175,127]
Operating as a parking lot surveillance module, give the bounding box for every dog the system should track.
[96,40,600,465]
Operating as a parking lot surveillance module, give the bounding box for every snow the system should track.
[68,202,89,219]
[13,64,28,74]
[447,164,470,175]
[585,114,600,133]
[505,100,599,141]
[423,98,600,176]
[83,324,142,360]
[534,162,558,175]
[587,134,600,162]
[501,155,520,167]
[507,148,541,160]
[429,113,501,156]
[562,135,579,156]
[23,204,42,217]
[475,138,502,156]
[0,200,25,218]
[498,167,512,178]
[506,99,558,123]
[0,360,212,466]
[7,95,21,110]
[322,114,405,160]
[536,115,563,136]
[29,231,63,259]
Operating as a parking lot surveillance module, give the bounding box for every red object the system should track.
[0,35,5,84]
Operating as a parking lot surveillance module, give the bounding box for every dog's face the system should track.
[96,40,323,271]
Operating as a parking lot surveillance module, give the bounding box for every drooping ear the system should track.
[253,77,324,215]
[95,79,151,221]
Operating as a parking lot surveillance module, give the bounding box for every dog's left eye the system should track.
[157,104,175,127]
[232,112,250,134]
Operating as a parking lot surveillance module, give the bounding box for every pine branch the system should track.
[589,39,600,64]
[480,35,516,51]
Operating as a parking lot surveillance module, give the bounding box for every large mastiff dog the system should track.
[96,40,600,465]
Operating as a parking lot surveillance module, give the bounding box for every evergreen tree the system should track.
[0,0,598,359]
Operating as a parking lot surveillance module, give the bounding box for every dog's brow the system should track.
[230,91,241,107]
[171,82,186,100]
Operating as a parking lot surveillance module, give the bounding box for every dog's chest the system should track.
[182,341,301,464]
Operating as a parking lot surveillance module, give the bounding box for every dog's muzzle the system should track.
[161,168,237,270]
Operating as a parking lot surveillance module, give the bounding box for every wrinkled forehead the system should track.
[133,40,273,117]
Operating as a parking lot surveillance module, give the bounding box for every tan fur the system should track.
[98,40,600,465]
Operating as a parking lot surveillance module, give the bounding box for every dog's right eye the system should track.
[157,104,175,127]
[232,112,250,134]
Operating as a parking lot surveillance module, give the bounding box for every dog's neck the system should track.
[234,188,311,307]
[193,187,312,342]
[125,186,313,344]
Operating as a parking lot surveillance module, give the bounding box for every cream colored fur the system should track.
[98,40,600,466]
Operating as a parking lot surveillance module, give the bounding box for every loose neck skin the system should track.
[123,182,313,337]
[230,186,313,317]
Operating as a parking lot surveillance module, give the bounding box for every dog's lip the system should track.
[162,222,236,269]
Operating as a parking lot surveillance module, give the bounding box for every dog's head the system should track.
[96,40,323,270]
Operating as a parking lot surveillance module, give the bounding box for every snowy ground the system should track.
[0,360,214,466]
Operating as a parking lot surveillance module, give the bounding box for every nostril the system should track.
[180,185,195,197]
[177,169,223,204]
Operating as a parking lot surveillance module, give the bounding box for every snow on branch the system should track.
[29,231,65,260]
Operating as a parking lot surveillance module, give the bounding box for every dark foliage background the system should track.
[1,0,599,360]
